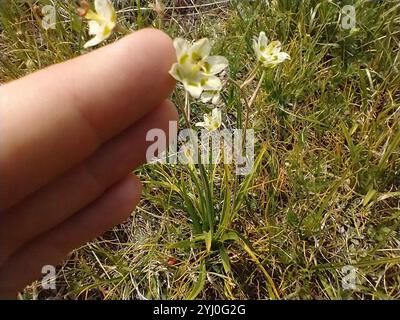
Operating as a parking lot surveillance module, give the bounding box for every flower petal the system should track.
[184,82,203,98]
[84,35,105,48]
[200,91,214,103]
[88,20,101,35]
[200,92,212,103]
[212,93,220,105]
[101,23,115,39]
[190,38,211,60]
[95,0,115,22]
[195,121,206,127]
[85,10,101,22]
[258,31,268,48]
[202,76,222,91]
[203,55,229,75]
[212,108,222,124]
[253,38,261,59]
[201,91,220,104]
[169,63,182,81]
[276,51,291,62]
[267,40,282,54]
[173,38,190,61]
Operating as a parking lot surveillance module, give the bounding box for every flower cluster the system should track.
[169,32,290,132]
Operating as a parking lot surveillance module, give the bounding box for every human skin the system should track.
[0,28,177,298]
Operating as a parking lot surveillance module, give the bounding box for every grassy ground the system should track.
[1,0,400,299]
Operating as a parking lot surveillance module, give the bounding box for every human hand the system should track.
[0,28,177,298]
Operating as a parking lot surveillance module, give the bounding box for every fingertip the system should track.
[127,28,175,61]
[116,28,177,92]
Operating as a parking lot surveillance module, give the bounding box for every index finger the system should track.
[0,28,176,210]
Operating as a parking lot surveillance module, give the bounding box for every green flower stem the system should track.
[241,69,266,152]
[240,65,260,89]
[248,69,266,109]
[185,91,190,122]
[177,94,215,235]
[230,69,266,149]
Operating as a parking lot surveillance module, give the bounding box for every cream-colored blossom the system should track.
[182,145,196,169]
[253,32,290,68]
[84,0,117,48]
[195,108,222,132]
[200,90,221,105]
[169,38,228,100]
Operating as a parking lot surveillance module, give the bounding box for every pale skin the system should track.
[0,29,178,299]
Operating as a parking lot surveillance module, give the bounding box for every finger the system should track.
[0,100,177,262]
[0,28,176,210]
[0,174,142,299]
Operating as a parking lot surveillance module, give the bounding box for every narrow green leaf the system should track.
[222,230,280,300]
[187,260,207,300]
[217,164,233,237]
[219,245,232,274]
[204,230,213,253]
[363,188,377,207]
[233,145,267,213]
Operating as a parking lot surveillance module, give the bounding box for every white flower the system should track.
[195,108,222,132]
[84,0,117,48]
[253,32,290,68]
[169,38,228,100]
[200,90,221,105]
[182,145,196,168]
